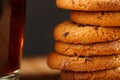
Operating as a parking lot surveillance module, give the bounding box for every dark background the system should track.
[23,0,69,56]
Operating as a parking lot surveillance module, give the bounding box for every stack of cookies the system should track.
[48,0,120,80]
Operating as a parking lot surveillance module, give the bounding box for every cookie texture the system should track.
[55,40,120,56]
[61,67,120,80]
[71,11,120,27]
[47,52,120,72]
[56,0,120,11]
[53,21,120,44]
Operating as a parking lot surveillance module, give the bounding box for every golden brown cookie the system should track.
[56,0,120,11]
[54,21,120,44]
[55,40,120,56]
[47,52,120,72]
[61,67,120,80]
[71,11,120,27]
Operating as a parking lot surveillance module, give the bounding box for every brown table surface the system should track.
[20,56,60,80]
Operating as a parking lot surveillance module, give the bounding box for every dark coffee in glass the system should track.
[0,0,26,79]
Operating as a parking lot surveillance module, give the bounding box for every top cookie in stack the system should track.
[47,0,120,80]
[56,0,120,11]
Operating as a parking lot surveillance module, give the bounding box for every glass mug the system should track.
[0,0,26,79]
